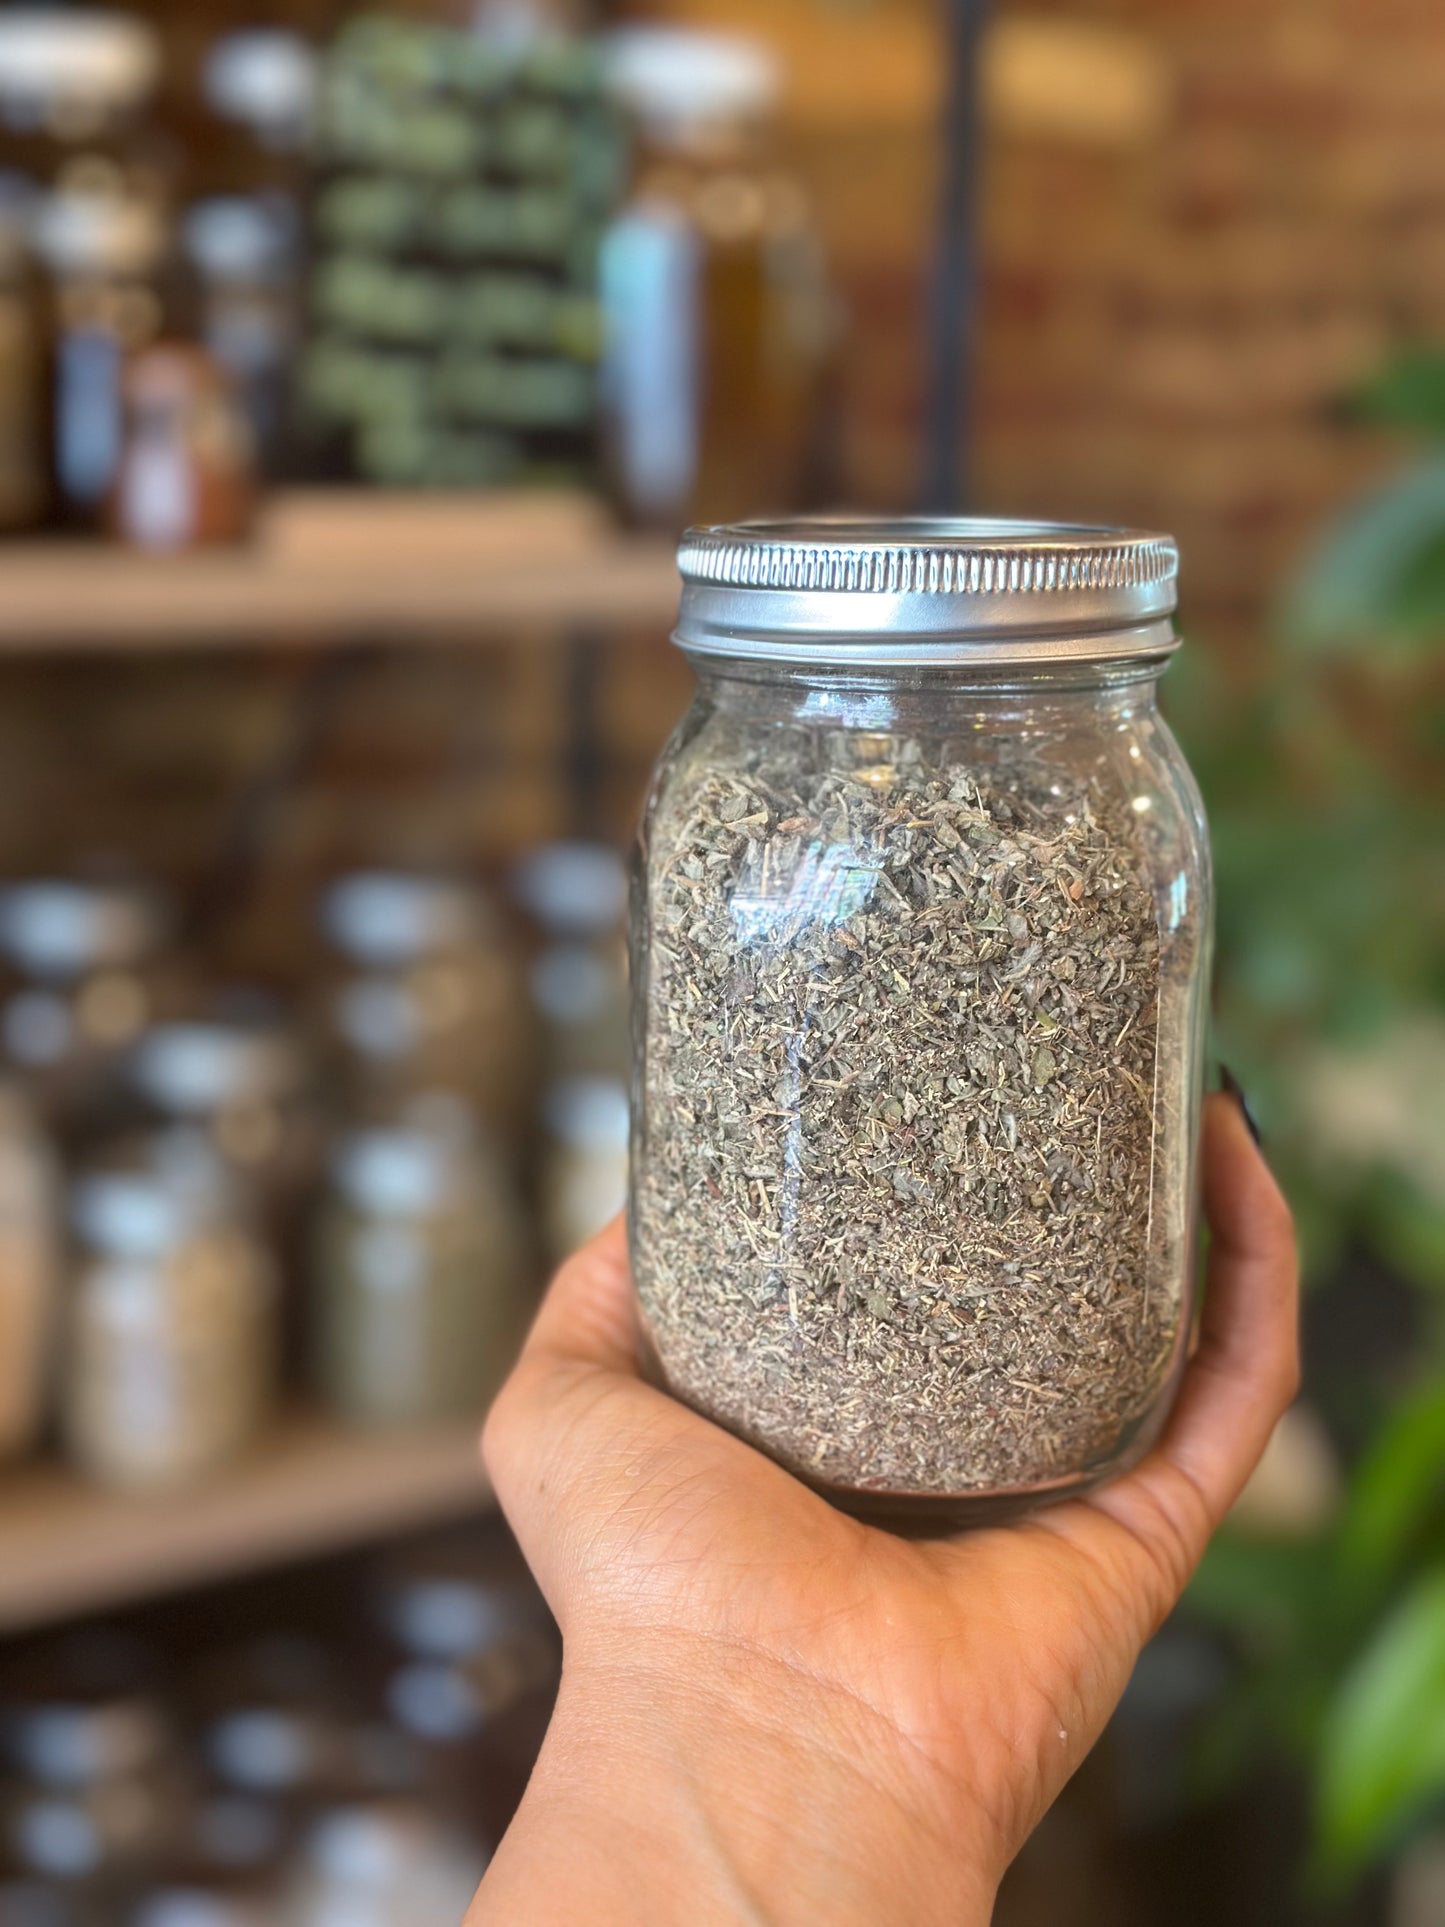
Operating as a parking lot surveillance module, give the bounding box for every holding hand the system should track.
[470,1091,1298,1927]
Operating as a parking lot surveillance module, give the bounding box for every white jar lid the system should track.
[204,29,316,143]
[321,873,483,968]
[304,1802,435,1885]
[544,1076,630,1152]
[332,1128,454,1218]
[137,1894,267,1927]
[0,12,160,112]
[6,1696,167,1786]
[131,1022,299,1118]
[184,195,296,279]
[32,185,166,276]
[0,880,165,979]
[209,1708,324,1794]
[70,1168,188,1258]
[601,27,779,131]
[512,842,626,937]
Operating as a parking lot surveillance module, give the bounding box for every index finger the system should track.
[1081,1092,1301,1598]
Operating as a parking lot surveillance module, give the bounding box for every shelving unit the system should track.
[0,491,679,651]
[0,1412,495,1636]
[0,491,643,1637]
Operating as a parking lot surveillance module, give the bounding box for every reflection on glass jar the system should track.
[313,1114,528,1428]
[63,1155,276,1492]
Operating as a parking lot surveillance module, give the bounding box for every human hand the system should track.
[470,1092,1298,1927]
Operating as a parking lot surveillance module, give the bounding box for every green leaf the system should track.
[1338,1385,1445,1593]
[1357,349,1445,436]
[1315,1566,1445,1879]
[1282,458,1445,650]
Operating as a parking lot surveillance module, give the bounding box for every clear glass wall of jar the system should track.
[599,29,832,528]
[313,1114,529,1428]
[63,1156,276,1492]
[630,521,1212,1526]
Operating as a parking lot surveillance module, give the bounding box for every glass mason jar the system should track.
[599,28,832,529]
[630,521,1212,1525]
[312,1114,529,1428]
[63,1158,276,1493]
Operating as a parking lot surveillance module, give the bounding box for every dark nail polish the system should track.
[1219,1064,1263,1147]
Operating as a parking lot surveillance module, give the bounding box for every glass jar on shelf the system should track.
[184,28,315,480]
[33,181,174,528]
[127,1015,316,1231]
[201,29,317,200]
[0,1079,61,1461]
[630,520,1212,1527]
[63,1150,277,1492]
[0,880,173,1147]
[370,1531,557,1844]
[540,1074,629,1264]
[313,1107,529,1429]
[0,11,163,209]
[0,10,172,533]
[0,198,48,535]
[319,873,531,1136]
[129,1873,275,1927]
[0,1635,184,1910]
[281,1801,485,1927]
[183,195,299,480]
[108,340,256,553]
[512,841,628,1083]
[599,28,832,528]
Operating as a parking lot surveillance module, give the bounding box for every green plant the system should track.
[1167,346,1445,1892]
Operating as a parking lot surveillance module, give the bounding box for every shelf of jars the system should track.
[0,1407,495,1636]
[0,491,679,652]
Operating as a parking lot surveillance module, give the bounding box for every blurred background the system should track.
[0,0,1439,1922]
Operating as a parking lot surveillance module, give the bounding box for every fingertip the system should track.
[1202,1091,1295,1262]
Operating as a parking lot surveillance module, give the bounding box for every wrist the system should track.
[475,1632,1000,1927]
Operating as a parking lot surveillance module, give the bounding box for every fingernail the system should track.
[1219,1064,1263,1147]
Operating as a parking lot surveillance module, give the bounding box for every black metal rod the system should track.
[922,0,991,514]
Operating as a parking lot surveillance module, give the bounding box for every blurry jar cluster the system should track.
[0,7,832,545]
[0,1522,555,1922]
[0,9,313,546]
[0,844,630,1495]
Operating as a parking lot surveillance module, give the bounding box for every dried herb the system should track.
[633,717,1201,1503]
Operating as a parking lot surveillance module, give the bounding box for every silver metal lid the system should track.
[674,518,1180,666]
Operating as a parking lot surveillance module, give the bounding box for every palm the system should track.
[486,1094,1297,1871]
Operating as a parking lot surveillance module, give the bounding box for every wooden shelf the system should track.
[0,1411,495,1635]
[0,491,679,652]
